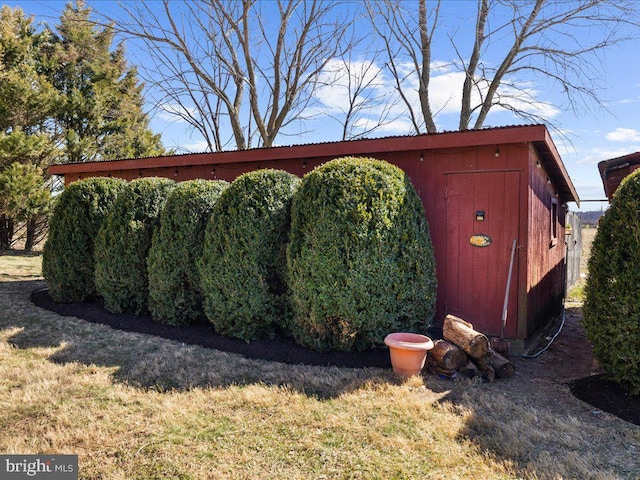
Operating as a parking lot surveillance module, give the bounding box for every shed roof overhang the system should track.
[49,124,579,205]
[598,152,640,201]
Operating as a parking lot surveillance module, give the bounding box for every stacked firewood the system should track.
[426,314,515,382]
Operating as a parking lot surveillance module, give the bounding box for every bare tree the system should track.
[314,50,402,140]
[108,0,354,151]
[367,0,639,134]
[365,0,441,134]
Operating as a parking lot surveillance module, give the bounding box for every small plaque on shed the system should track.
[469,234,492,247]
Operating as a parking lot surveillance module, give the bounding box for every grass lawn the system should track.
[0,245,638,479]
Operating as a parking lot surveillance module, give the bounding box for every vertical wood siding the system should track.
[54,133,573,341]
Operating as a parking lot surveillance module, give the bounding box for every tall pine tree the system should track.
[52,0,164,163]
[0,2,166,249]
[0,6,57,249]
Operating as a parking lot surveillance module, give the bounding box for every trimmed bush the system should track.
[42,177,126,303]
[287,157,436,352]
[199,169,300,341]
[94,177,175,314]
[583,170,640,395]
[148,179,229,326]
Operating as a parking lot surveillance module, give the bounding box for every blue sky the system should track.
[9,0,640,212]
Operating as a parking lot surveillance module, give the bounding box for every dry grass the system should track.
[0,250,43,280]
[0,241,638,480]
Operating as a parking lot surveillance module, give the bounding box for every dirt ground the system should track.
[511,227,639,425]
[515,229,599,382]
[513,305,640,426]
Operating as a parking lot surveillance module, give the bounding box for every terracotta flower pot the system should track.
[384,332,434,378]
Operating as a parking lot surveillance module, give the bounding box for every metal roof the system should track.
[49,124,579,204]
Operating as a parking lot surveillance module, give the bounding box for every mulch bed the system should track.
[30,288,640,426]
[569,375,640,426]
[30,288,391,369]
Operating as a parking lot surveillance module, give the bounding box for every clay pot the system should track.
[384,332,434,378]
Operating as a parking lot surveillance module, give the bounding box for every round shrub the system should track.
[199,169,300,341]
[42,177,126,303]
[583,170,640,395]
[147,179,229,326]
[94,177,175,315]
[287,156,436,352]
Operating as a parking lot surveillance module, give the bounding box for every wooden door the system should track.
[445,171,520,337]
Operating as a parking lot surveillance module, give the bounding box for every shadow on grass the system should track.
[423,307,640,480]
[2,280,396,399]
[431,380,640,479]
[0,248,43,257]
[7,281,639,478]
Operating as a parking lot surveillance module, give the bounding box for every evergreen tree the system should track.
[0,163,51,250]
[0,6,57,249]
[0,2,166,249]
[0,6,59,136]
[52,0,164,163]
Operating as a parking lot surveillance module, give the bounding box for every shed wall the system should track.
[429,144,527,337]
[526,146,567,336]
[55,139,569,341]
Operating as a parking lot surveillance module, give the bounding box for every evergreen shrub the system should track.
[287,157,436,352]
[42,177,126,303]
[147,179,229,326]
[584,170,640,395]
[199,169,300,341]
[94,177,175,314]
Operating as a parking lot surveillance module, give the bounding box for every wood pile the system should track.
[426,314,515,382]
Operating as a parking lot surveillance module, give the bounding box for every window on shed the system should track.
[550,197,558,247]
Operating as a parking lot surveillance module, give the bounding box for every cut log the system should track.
[490,350,516,379]
[471,353,496,383]
[428,340,468,371]
[425,357,458,377]
[490,336,510,358]
[484,365,496,383]
[443,314,490,359]
[459,360,481,379]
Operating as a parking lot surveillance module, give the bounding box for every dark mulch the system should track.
[30,288,391,369]
[569,375,640,426]
[30,289,640,426]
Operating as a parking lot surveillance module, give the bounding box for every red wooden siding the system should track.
[444,170,520,337]
[49,125,578,345]
[525,145,567,336]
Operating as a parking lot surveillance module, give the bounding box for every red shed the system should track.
[49,124,579,351]
[598,151,640,201]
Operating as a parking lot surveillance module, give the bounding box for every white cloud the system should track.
[156,103,198,122]
[575,146,640,165]
[167,138,209,153]
[394,62,562,121]
[606,128,640,142]
[353,117,415,135]
[482,78,561,120]
[313,57,564,137]
[181,139,209,152]
[430,60,454,74]
[429,70,467,115]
